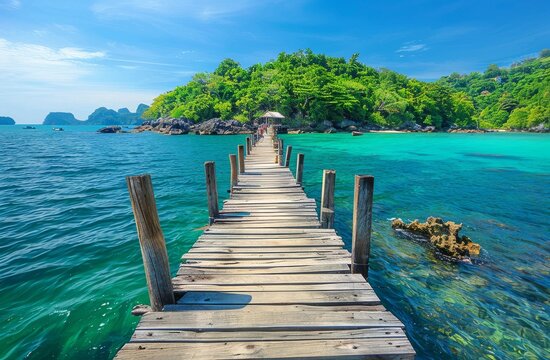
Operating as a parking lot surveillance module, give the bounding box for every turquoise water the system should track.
[0,126,548,359]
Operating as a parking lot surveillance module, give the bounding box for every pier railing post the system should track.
[204,161,219,224]
[284,145,292,167]
[278,139,284,166]
[238,145,245,174]
[246,137,251,155]
[351,175,374,278]
[296,153,304,186]
[126,174,175,312]
[229,154,238,193]
[320,170,336,228]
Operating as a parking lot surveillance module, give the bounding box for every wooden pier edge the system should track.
[119,126,415,359]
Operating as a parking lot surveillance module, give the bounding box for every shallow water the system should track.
[0,126,548,359]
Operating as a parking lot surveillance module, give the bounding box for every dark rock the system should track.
[324,127,338,134]
[133,117,253,135]
[529,123,549,133]
[346,125,358,131]
[422,126,436,132]
[321,120,333,129]
[447,128,486,133]
[338,119,357,128]
[97,126,123,133]
[399,121,422,131]
[391,217,481,260]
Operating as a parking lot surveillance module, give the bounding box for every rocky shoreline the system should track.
[97,117,549,135]
[131,117,254,135]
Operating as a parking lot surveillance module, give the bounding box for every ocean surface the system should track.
[0,125,548,359]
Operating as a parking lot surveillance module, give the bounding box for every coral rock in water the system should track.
[392,217,481,259]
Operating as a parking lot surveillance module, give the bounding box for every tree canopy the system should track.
[145,49,549,130]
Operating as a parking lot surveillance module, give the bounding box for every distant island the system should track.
[0,116,16,125]
[43,104,150,126]
[142,49,549,132]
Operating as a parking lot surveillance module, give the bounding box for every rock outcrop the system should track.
[193,118,254,135]
[132,118,254,135]
[97,126,124,133]
[392,217,481,260]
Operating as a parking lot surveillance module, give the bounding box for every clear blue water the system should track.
[0,125,548,359]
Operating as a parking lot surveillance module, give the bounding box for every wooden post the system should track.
[351,175,374,278]
[246,137,251,155]
[278,139,284,166]
[229,154,238,193]
[284,145,292,167]
[296,153,304,186]
[126,174,175,311]
[320,170,336,229]
[238,145,245,174]
[204,161,219,224]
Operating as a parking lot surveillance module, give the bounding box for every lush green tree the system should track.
[504,108,529,129]
[144,49,548,130]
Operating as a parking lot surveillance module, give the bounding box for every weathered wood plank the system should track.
[178,264,351,275]
[173,283,372,293]
[117,338,415,359]
[173,273,367,285]
[130,328,406,343]
[177,290,381,306]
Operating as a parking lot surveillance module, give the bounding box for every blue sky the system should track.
[1,0,548,123]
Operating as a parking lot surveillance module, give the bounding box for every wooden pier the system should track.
[117,126,415,359]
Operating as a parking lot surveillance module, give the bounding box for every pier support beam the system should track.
[238,145,245,174]
[229,154,238,193]
[278,139,284,166]
[320,170,336,229]
[246,137,252,155]
[126,174,175,312]
[296,153,304,186]
[351,175,374,279]
[284,145,293,167]
[204,161,219,224]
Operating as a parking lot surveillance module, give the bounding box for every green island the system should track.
[143,49,549,132]
[0,116,16,125]
[43,104,149,126]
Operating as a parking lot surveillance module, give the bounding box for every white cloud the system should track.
[58,47,105,59]
[397,43,428,53]
[0,38,105,84]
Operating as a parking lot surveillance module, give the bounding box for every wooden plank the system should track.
[130,327,406,342]
[177,290,381,306]
[173,274,367,285]
[183,250,350,260]
[173,283,372,293]
[136,308,404,330]
[178,264,351,275]
[187,247,344,253]
[182,258,351,268]
[117,338,415,359]
[193,240,344,248]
